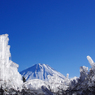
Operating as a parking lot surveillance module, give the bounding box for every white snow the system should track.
[0,34,23,91]
[1,33,95,94]
[47,74,70,92]
[80,66,88,81]
[87,55,95,69]
[24,79,48,90]
[20,63,65,81]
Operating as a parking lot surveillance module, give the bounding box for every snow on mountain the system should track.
[1,33,95,94]
[20,63,65,81]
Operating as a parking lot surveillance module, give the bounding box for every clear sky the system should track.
[0,0,95,78]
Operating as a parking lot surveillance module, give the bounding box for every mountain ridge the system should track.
[20,63,65,81]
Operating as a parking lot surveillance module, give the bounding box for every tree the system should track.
[0,85,4,94]
[22,76,26,82]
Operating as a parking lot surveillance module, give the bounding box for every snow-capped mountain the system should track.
[20,63,65,81]
[1,34,95,95]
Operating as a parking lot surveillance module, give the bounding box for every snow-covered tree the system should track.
[0,34,23,91]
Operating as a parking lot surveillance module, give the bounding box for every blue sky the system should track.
[0,0,95,77]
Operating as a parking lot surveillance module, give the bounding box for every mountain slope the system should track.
[20,63,65,81]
